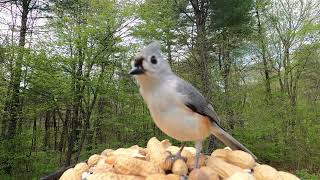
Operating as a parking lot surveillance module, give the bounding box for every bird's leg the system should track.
[195,140,203,169]
[176,142,186,159]
[166,142,187,162]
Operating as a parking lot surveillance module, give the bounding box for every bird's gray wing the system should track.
[176,78,221,125]
[176,78,257,159]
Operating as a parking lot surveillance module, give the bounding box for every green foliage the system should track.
[209,0,254,33]
[134,0,179,41]
[234,82,320,171]
[296,169,320,180]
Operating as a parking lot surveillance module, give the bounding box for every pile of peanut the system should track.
[60,137,300,180]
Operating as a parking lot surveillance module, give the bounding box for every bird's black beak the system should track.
[129,57,145,75]
[129,66,145,75]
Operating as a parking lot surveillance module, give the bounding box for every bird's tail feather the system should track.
[210,123,257,160]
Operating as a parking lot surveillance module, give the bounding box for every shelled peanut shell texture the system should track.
[60,137,300,180]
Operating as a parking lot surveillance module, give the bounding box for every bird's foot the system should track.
[162,151,187,171]
[162,142,187,171]
[166,152,187,163]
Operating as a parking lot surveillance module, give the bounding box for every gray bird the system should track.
[129,42,256,168]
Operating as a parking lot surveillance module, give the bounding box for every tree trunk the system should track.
[65,35,84,166]
[283,44,290,94]
[5,0,31,139]
[277,66,284,92]
[65,106,79,166]
[44,111,51,150]
[53,109,58,151]
[30,117,37,154]
[95,97,105,144]
[59,108,70,165]
[193,0,211,99]
[59,108,69,152]
[255,5,271,98]
[75,107,90,162]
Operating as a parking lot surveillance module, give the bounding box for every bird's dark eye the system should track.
[150,56,157,64]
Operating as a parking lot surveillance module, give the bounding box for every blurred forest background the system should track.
[0,0,319,179]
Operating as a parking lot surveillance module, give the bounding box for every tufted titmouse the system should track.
[129,42,256,168]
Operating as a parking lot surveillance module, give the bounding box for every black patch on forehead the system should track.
[134,56,144,67]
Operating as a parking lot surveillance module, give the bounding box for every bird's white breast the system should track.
[140,80,211,141]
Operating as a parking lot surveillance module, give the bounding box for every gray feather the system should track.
[176,78,220,125]
[176,77,257,159]
[140,41,161,58]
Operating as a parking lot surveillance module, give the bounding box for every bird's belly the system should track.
[151,106,211,141]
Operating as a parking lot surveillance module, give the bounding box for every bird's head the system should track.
[129,42,172,79]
